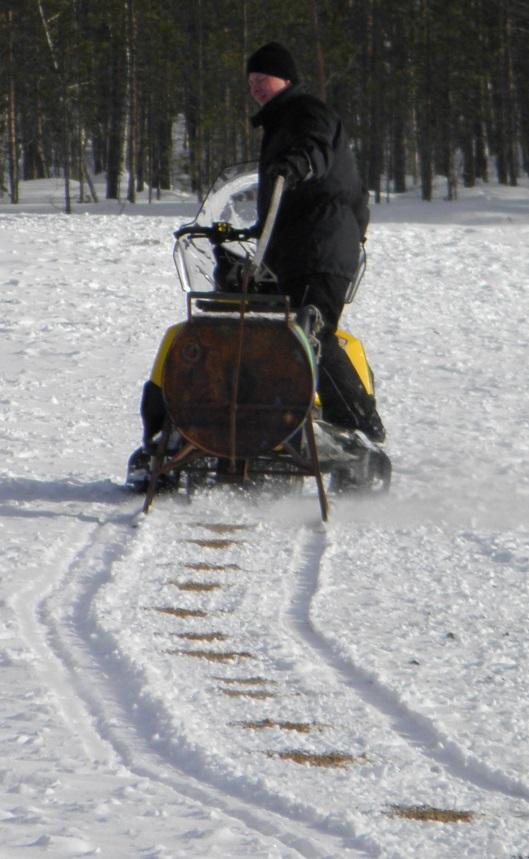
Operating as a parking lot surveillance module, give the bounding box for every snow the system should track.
[1,172,529,858]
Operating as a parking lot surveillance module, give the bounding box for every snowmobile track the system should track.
[13,488,529,858]
[288,528,529,804]
[19,497,379,858]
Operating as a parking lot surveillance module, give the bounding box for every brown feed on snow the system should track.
[267,751,365,768]
[183,562,242,571]
[234,719,322,732]
[153,607,207,618]
[172,632,227,642]
[185,538,244,550]
[165,649,254,662]
[170,581,223,592]
[390,806,475,823]
[221,689,277,699]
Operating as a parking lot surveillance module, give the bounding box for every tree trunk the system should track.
[500,3,518,185]
[416,0,433,201]
[37,1,71,212]
[391,115,407,193]
[310,0,326,102]
[6,9,19,204]
[461,120,475,188]
[186,0,205,195]
[106,7,126,199]
[367,1,384,202]
[241,0,251,160]
[126,0,137,203]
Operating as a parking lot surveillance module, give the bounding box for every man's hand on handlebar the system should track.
[211,222,255,243]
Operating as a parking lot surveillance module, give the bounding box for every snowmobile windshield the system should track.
[174,162,259,293]
[195,162,258,227]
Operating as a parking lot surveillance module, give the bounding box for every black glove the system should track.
[267,151,310,190]
[211,222,256,243]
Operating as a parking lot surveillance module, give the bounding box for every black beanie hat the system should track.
[246,42,299,83]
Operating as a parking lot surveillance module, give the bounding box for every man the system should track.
[127,42,385,489]
[247,42,385,442]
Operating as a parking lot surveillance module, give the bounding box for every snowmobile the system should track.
[126,164,390,519]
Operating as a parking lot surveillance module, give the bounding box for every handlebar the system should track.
[174,221,254,244]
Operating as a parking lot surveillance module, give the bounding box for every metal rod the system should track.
[143,418,171,513]
[253,175,285,273]
[304,415,329,522]
[229,175,285,469]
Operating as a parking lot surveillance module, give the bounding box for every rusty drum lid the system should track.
[162,317,316,458]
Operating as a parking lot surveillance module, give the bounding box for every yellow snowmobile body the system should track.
[335,329,374,396]
[150,323,185,388]
[313,328,374,410]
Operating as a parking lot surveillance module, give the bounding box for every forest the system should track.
[1,0,528,210]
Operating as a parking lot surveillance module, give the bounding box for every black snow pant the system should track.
[283,273,385,439]
[140,379,166,444]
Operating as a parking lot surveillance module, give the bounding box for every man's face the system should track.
[248,73,290,106]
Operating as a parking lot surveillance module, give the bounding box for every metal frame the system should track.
[142,413,328,521]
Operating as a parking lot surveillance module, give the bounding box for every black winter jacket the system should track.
[252,84,369,282]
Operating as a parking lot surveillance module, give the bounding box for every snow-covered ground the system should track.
[1,173,529,858]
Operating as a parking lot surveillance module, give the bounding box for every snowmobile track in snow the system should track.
[13,489,529,857]
[16,497,379,858]
[289,528,529,804]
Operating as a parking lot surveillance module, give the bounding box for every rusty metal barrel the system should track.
[162,316,316,458]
